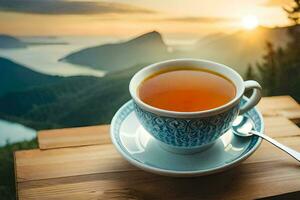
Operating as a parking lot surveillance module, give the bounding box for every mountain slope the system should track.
[0,64,145,130]
[180,25,294,73]
[61,26,294,74]
[0,57,63,96]
[0,35,27,49]
[61,31,169,72]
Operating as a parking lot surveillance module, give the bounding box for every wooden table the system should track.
[14,96,300,200]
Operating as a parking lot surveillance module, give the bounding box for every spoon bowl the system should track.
[232,116,254,137]
[232,115,300,162]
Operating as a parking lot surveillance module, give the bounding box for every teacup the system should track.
[129,59,262,154]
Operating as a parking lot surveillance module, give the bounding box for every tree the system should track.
[245,64,256,80]
[284,0,300,24]
[245,0,300,101]
[256,42,280,96]
[280,0,300,100]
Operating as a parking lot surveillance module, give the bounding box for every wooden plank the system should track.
[258,96,299,111]
[36,116,300,151]
[38,125,110,150]
[14,135,300,183]
[264,116,300,138]
[245,136,300,163]
[16,156,300,200]
[258,96,300,122]
[15,96,300,200]
[37,96,300,150]
[15,144,136,182]
[17,115,300,182]
[279,108,300,124]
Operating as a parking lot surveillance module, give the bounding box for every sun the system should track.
[242,15,259,30]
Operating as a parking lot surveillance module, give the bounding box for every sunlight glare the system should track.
[242,15,259,30]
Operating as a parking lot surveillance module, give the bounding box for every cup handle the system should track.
[239,80,262,115]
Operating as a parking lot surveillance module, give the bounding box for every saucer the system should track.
[110,99,263,177]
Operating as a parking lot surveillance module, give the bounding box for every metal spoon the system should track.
[232,115,300,162]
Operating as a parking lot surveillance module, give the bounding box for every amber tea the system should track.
[138,68,236,112]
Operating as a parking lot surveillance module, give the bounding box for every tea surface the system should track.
[138,69,236,112]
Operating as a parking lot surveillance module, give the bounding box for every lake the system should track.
[0,35,195,146]
[0,36,195,77]
[0,36,120,77]
[0,119,36,147]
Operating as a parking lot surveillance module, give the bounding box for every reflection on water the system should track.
[0,36,199,77]
[0,45,106,77]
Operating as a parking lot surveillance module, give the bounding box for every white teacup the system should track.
[129,59,262,154]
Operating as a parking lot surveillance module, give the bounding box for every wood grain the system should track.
[264,116,300,138]
[17,159,300,200]
[15,144,136,182]
[258,95,300,123]
[38,125,110,150]
[14,96,300,200]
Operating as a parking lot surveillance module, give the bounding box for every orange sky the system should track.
[0,0,293,37]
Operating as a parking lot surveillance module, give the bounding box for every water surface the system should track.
[0,119,36,146]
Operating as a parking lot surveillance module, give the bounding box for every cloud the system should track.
[261,0,292,7]
[158,16,237,24]
[0,0,155,15]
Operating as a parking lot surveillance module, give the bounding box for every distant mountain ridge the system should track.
[0,35,27,49]
[1,25,298,130]
[61,25,296,74]
[61,31,169,72]
[177,25,298,73]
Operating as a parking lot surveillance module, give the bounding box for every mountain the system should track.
[1,26,296,129]
[195,32,229,46]
[177,25,294,74]
[0,35,27,49]
[0,62,145,130]
[61,26,294,75]
[0,57,63,96]
[60,31,170,72]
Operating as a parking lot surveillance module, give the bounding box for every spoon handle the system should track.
[251,131,300,162]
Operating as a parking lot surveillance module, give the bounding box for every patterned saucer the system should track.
[110,99,263,177]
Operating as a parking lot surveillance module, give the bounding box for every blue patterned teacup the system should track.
[129,59,262,154]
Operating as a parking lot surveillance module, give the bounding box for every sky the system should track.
[0,0,294,37]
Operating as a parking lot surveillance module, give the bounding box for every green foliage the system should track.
[0,64,145,130]
[256,42,281,95]
[245,0,300,101]
[1,3,299,199]
[0,139,37,200]
[246,26,300,101]
[0,57,62,96]
[0,64,145,200]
